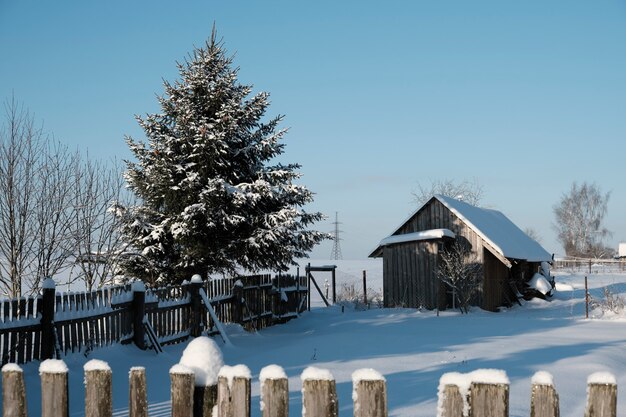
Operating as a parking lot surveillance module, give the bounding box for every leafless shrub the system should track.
[437,237,483,314]
[590,287,625,315]
[336,282,383,310]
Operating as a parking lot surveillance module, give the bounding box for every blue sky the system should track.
[1,1,625,259]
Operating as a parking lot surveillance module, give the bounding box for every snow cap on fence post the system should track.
[352,368,387,417]
[131,280,146,292]
[260,365,288,417]
[191,274,203,284]
[586,372,617,417]
[42,277,56,290]
[218,365,251,417]
[179,336,224,386]
[2,363,27,417]
[301,367,338,417]
[40,360,69,417]
[437,369,509,417]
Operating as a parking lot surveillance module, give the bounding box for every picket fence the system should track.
[0,274,307,366]
[1,361,618,417]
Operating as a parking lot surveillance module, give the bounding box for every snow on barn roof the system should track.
[369,195,551,262]
[369,229,455,257]
[379,229,455,247]
[434,195,551,262]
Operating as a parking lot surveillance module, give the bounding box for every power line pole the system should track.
[330,211,343,260]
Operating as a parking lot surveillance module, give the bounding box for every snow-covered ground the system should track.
[7,262,626,417]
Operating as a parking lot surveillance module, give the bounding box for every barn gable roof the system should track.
[369,195,552,263]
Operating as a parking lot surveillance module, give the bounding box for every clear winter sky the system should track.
[1,1,625,259]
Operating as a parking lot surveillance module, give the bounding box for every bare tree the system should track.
[553,182,611,258]
[413,178,483,207]
[71,158,129,291]
[0,98,43,297]
[28,142,77,292]
[437,237,483,313]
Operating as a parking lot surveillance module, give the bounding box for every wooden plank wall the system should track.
[383,241,439,309]
[386,198,518,311]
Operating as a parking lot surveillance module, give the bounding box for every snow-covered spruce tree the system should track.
[115,33,326,286]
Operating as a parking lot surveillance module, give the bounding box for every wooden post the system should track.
[439,385,463,417]
[585,276,589,319]
[170,365,195,417]
[40,278,56,361]
[296,267,301,315]
[352,369,387,417]
[331,268,336,304]
[585,373,617,417]
[2,364,27,417]
[307,264,311,311]
[260,365,288,417]
[362,271,368,306]
[217,366,251,417]
[530,384,559,417]
[301,368,338,417]
[40,360,69,417]
[232,281,244,325]
[469,382,509,417]
[131,282,146,350]
[194,384,218,417]
[589,259,592,275]
[129,367,148,417]
[189,275,203,337]
[84,360,112,417]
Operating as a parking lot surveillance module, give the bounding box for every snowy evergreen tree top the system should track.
[115,29,327,285]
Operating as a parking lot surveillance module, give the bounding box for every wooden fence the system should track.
[0,273,307,366]
[1,362,618,417]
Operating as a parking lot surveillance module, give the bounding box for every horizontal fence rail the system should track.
[0,273,308,366]
[1,362,618,417]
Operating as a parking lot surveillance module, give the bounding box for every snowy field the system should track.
[8,261,626,417]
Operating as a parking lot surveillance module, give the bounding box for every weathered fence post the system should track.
[194,384,218,417]
[131,281,146,350]
[362,271,367,306]
[2,364,27,417]
[352,368,387,417]
[232,280,244,325]
[129,367,148,417]
[530,371,559,417]
[585,372,617,417]
[301,367,338,417]
[469,381,509,417]
[41,278,56,360]
[189,275,204,337]
[40,359,69,417]
[260,365,288,417]
[217,365,251,417]
[438,382,464,417]
[170,365,195,417]
[84,359,112,417]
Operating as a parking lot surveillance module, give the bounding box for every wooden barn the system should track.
[369,195,552,311]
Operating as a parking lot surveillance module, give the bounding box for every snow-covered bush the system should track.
[179,336,224,386]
